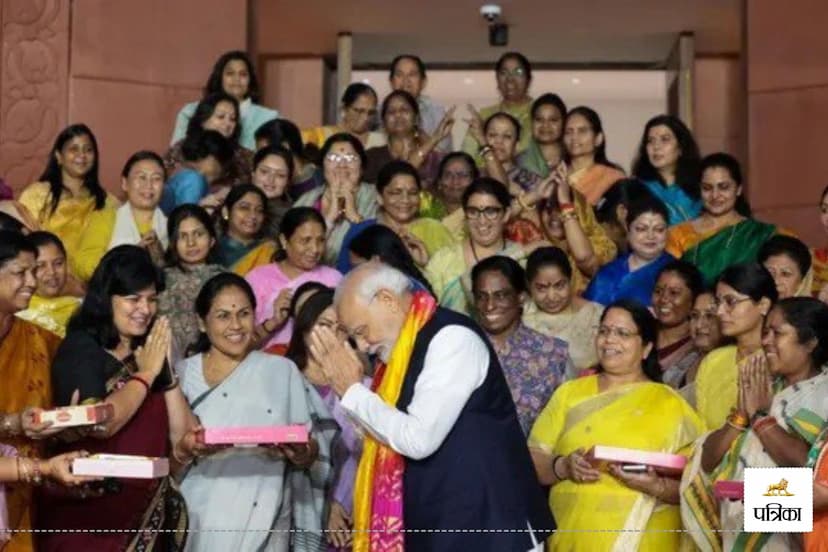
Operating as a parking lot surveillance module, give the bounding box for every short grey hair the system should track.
[334,261,413,306]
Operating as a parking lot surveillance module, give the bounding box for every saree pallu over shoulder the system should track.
[682,372,828,552]
[529,376,704,551]
[682,219,777,286]
[0,320,58,552]
[178,352,336,552]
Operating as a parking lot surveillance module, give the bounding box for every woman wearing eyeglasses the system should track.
[425,177,530,315]
[529,300,704,551]
[461,52,534,166]
[302,83,386,150]
[683,297,828,552]
[680,290,726,406]
[694,263,778,431]
[293,133,379,265]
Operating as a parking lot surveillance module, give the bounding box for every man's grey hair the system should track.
[334,261,413,306]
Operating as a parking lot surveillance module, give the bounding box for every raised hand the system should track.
[134,316,171,383]
[267,288,294,332]
[463,104,486,146]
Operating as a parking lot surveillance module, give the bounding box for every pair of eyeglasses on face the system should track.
[325,152,359,165]
[595,325,639,339]
[498,68,526,78]
[464,206,504,221]
[712,295,752,311]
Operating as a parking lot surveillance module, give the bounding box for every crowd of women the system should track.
[1,47,828,551]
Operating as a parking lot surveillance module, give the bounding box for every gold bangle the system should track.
[560,211,578,222]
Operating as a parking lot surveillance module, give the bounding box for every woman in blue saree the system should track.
[584,196,674,306]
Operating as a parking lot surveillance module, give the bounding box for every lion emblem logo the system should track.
[763,478,794,496]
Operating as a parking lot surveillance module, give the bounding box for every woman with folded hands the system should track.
[177,272,336,552]
[528,299,703,551]
[682,297,828,551]
[38,245,205,552]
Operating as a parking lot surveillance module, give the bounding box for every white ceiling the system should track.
[254,0,742,64]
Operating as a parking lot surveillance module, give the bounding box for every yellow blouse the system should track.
[18,182,118,278]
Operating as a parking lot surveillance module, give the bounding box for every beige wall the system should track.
[746,0,828,246]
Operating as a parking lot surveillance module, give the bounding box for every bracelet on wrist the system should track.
[727,410,749,431]
[750,409,770,425]
[752,415,777,434]
[128,375,150,394]
[559,202,575,211]
[551,455,566,480]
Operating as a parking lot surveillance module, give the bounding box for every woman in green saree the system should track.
[666,153,777,286]
[516,93,567,178]
[681,297,828,552]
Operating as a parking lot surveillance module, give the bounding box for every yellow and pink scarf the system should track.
[352,291,437,552]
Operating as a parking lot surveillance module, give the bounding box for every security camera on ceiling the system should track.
[480,4,508,47]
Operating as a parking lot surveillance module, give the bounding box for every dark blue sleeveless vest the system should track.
[396,307,555,551]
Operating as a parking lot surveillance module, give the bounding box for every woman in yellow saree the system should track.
[17,125,118,281]
[682,297,828,552]
[666,153,777,286]
[695,263,777,430]
[529,300,704,551]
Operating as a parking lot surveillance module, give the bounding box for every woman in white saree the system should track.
[177,272,337,551]
[681,297,828,552]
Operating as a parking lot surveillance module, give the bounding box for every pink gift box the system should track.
[587,445,687,477]
[72,454,169,479]
[714,480,744,500]
[200,425,309,446]
[34,404,113,428]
